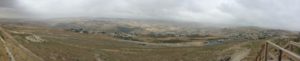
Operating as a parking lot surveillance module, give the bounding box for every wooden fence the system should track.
[256,41,300,61]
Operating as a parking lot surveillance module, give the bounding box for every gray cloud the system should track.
[221,0,300,31]
[0,0,298,31]
[0,0,16,8]
[0,0,29,18]
[17,0,231,21]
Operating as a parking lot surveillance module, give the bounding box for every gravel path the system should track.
[230,48,251,61]
[0,36,16,61]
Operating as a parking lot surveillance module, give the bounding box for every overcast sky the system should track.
[0,0,300,31]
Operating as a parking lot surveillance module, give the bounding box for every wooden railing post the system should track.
[264,43,268,61]
[256,41,300,61]
[278,50,282,61]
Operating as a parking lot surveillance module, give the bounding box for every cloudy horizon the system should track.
[0,0,300,31]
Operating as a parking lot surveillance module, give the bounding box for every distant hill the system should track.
[0,8,28,18]
[47,18,297,42]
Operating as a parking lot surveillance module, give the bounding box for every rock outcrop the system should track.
[25,35,46,43]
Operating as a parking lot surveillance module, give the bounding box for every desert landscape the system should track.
[1,0,300,61]
[0,18,299,61]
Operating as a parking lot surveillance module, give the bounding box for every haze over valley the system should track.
[0,0,300,61]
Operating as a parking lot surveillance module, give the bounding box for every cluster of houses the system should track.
[226,30,281,40]
[68,28,106,34]
[147,32,210,38]
[67,27,214,41]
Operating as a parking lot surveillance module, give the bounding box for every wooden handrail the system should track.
[256,41,300,61]
[267,41,300,61]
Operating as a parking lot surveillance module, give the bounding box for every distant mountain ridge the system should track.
[0,8,28,18]
[48,18,297,41]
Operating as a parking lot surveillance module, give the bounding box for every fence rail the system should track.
[256,41,300,61]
